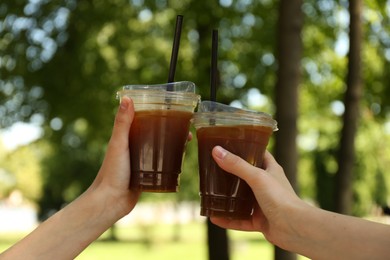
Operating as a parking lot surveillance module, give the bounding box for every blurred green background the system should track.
[1,0,390,259]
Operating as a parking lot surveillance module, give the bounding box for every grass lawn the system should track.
[0,221,308,259]
[77,221,274,260]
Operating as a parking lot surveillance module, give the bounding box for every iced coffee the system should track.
[117,81,200,192]
[192,101,277,219]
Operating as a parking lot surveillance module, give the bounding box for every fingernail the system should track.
[120,97,129,110]
[214,146,228,159]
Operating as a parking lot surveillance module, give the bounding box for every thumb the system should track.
[211,146,266,188]
[107,96,134,157]
[93,96,134,185]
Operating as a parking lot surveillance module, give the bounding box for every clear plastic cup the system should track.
[192,101,278,219]
[117,81,200,192]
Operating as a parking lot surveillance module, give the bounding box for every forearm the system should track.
[287,204,390,260]
[1,188,121,260]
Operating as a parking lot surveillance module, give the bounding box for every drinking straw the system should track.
[210,29,218,101]
[208,29,218,126]
[167,15,184,87]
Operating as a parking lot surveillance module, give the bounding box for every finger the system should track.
[210,216,258,232]
[94,97,134,183]
[210,217,248,231]
[187,132,193,142]
[96,96,133,182]
[262,151,294,193]
[211,146,265,186]
[210,203,265,233]
[127,190,142,211]
[262,150,280,172]
[107,97,134,154]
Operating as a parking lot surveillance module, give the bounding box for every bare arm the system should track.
[290,204,390,260]
[210,146,390,260]
[0,97,140,260]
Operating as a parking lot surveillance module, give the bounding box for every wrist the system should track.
[270,199,312,251]
[88,178,139,221]
[82,186,127,225]
[282,201,333,258]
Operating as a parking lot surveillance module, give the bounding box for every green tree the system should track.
[334,0,363,215]
[0,140,47,202]
[2,0,390,259]
[274,0,303,259]
[298,0,390,217]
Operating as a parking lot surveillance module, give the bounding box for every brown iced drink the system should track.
[129,109,193,192]
[192,101,277,219]
[117,81,200,192]
[197,125,273,218]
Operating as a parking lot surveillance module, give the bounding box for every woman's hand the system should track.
[209,146,305,248]
[0,97,141,259]
[89,96,140,219]
[209,146,390,259]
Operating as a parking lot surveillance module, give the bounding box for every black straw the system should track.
[167,15,184,86]
[210,29,218,101]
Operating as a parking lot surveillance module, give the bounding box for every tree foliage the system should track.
[1,0,390,222]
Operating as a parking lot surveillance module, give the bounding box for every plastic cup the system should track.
[117,81,200,192]
[192,101,278,219]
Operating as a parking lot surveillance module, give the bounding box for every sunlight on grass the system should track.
[76,221,274,260]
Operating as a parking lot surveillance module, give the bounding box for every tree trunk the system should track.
[274,0,303,259]
[207,218,230,260]
[334,0,363,215]
[191,7,232,258]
